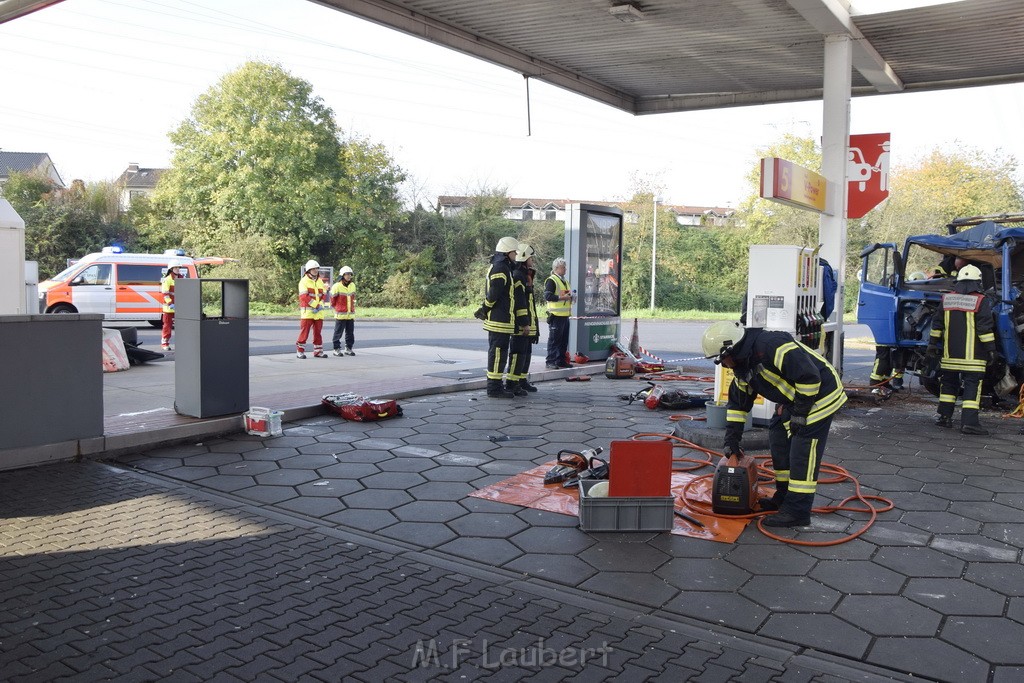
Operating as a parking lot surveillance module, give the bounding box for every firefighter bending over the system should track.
[927,264,996,435]
[702,321,847,528]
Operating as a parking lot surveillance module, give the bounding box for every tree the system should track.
[156,61,345,299]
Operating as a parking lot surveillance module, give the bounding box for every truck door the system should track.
[69,263,114,316]
[857,243,900,345]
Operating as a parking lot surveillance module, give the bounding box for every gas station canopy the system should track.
[3,1,1021,115]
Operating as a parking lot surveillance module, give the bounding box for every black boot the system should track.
[961,423,989,435]
[506,381,528,397]
[934,413,953,428]
[486,380,514,398]
[763,493,812,528]
[519,379,538,393]
[758,482,788,511]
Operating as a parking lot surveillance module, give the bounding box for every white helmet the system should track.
[515,244,535,263]
[957,264,982,281]
[907,271,927,281]
[701,321,745,360]
[304,259,320,273]
[339,266,354,276]
[496,236,519,253]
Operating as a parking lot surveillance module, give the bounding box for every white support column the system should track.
[819,34,851,370]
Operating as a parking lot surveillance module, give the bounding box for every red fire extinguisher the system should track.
[644,384,665,410]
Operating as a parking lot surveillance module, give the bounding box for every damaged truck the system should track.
[858,214,1024,399]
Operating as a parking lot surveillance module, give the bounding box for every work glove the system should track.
[723,423,743,456]
[167,304,174,312]
[789,412,808,436]
[473,306,488,321]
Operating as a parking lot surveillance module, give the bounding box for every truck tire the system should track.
[50,304,77,314]
[148,319,162,328]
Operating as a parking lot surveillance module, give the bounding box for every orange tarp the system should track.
[469,463,752,543]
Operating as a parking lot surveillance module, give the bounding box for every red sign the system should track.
[847,133,890,218]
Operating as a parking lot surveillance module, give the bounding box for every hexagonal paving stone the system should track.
[241,447,300,462]
[232,484,299,505]
[189,474,256,493]
[360,471,428,490]
[578,543,669,573]
[902,511,982,534]
[140,443,207,459]
[514,508,581,528]
[922,483,993,502]
[502,554,597,586]
[664,591,769,632]
[873,546,966,578]
[316,462,381,478]
[277,454,343,469]
[342,489,413,510]
[509,527,595,555]
[809,560,905,594]
[942,616,1024,665]
[868,637,988,681]
[435,537,522,565]
[965,563,1024,597]
[207,440,265,454]
[217,460,279,476]
[276,496,347,518]
[314,432,363,443]
[951,500,1024,524]
[930,535,1018,562]
[425,465,485,482]
[577,571,677,608]
[162,465,218,482]
[408,481,475,501]
[378,522,457,548]
[186,453,244,467]
[740,576,840,612]
[325,508,398,532]
[390,446,443,461]
[351,438,405,450]
[725,544,817,576]
[393,501,468,523]
[903,577,1007,616]
[448,512,528,538]
[259,436,318,449]
[759,613,870,659]
[656,558,750,592]
[983,522,1024,548]
[294,479,363,497]
[254,469,320,486]
[835,595,941,636]
[964,476,1024,494]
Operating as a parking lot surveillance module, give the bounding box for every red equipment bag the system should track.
[322,393,403,422]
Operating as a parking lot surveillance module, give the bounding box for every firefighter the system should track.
[927,264,996,435]
[159,262,183,351]
[508,244,540,395]
[870,346,905,391]
[330,265,356,356]
[478,236,525,398]
[296,259,328,359]
[702,321,847,528]
[544,257,573,369]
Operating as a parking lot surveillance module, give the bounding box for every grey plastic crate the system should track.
[577,480,675,532]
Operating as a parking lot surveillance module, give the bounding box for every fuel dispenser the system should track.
[715,245,824,426]
[564,203,624,362]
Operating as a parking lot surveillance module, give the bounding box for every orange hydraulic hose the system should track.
[631,432,894,546]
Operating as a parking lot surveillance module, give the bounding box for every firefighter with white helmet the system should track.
[330,265,357,356]
[477,236,525,398]
[701,320,847,528]
[507,244,539,395]
[927,263,996,434]
[296,259,328,359]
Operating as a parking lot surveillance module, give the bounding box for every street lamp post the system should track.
[649,196,661,311]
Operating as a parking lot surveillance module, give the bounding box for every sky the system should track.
[1,0,1022,210]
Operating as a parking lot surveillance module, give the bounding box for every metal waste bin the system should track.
[174,278,249,417]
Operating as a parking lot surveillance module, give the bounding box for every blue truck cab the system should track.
[857,215,1024,396]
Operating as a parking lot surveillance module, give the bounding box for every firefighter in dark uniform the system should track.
[508,244,540,395]
[478,236,527,398]
[702,321,848,527]
[927,264,996,435]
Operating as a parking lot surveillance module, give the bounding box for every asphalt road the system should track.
[128,318,875,380]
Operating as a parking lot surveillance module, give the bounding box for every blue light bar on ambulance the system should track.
[102,246,124,254]
[163,248,186,256]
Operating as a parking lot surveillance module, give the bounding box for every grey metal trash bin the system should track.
[174,278,249,418]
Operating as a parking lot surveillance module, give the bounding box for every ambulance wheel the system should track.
[51,304,76,314]
[148,320,162,328]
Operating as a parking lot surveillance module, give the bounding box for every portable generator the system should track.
[711,452,758,515]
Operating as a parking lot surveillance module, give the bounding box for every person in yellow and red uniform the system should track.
[330,266,356,356]
[927,264,996,435]
[507,244,539,395]
[160,262,183,351]
[702,321,847,528]
[296,259,328,359]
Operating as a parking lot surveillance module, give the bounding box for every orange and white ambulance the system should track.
[38,247,234,325]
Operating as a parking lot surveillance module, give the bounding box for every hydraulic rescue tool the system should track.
[711,449,759,515]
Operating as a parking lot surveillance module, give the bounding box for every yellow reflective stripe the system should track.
[789,480,817,494]
[773,342,799,370]
[938,393,956,404]
[794,381,820,396]
[726,410,747,423]
[774,470,790,482]
[965,315,975,359]
[807,385,847,422]
[760,367,796,401]
[930,329,942,339]
[979,332,995,343]
[735,378,752,394]
[940,358,986,371]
